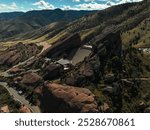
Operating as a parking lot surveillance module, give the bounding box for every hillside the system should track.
[0,12,24,21]
[0,9,96,41]
[122,17,150,48]
[5,0,149,47]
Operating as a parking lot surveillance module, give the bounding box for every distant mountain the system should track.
[0,9,97,41]
[0,12,24,20]
[14,0,149,48]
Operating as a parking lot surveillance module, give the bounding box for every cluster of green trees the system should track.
[0,85,20,112]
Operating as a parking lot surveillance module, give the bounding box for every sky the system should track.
[0,0,143,12]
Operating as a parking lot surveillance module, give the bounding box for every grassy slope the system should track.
[121,18,150,48]
[1,1,149,49]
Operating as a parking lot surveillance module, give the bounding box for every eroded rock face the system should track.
[42,63,64,80]
[64,55,100,86]
[0,42,41,67]
[21,72,42,85]
[13,76,22,83]
[63,27,122,87]
[39,83,98,113]
[92,26,122,58]
[8,67,25,74]
[40,33,81,59]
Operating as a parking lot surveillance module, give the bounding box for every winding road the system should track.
[0,81,40,113]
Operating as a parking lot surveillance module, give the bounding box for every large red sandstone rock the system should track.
[8,67,25,74]
[0,42,41,67]
[40,83,98,113]
[64,56,100,86]
[42,63,64,80]
[21,72,42,85]
[40,33,81,58]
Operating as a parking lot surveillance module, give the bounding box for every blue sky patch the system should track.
[0,0,143,12]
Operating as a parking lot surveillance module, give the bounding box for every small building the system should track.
[82,45,93,50]
[56,59,71,65]
[56,59,72,70]
[18,90,23,95]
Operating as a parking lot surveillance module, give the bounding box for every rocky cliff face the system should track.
[0,42,41,68]
[63,26,122,87]
[37,83,98,113]
[40,33,81,59]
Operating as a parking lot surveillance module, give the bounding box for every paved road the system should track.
[122,78,150,81]
[0,57,41,113]
[0,82,40,113]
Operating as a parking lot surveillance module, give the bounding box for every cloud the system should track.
[72,0,80,2]
[104,0,143,7]
[0,2,18,11]
[62,5,79,10]
[75,2,109,10]
[84,0,95,2]
[116,0,143,4]
[0,0,144,12]
[33,0,55,9]
[72,0,143,10]
[62,2,109,10]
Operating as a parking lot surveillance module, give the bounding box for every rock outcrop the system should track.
[40,33,81,59]
[63,27,122,86]
[92,26,122,58]
[0,42,41,67]
[8,67,25,74]
[39,83,98,113]
[64,55,100,86]
[21,72,42,85]
[42,63,64,80]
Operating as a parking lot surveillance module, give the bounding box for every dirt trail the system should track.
[38,41,51,54]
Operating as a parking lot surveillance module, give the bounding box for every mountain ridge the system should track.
[0,9,97,41]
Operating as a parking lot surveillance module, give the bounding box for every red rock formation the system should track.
[8,67,25,74]
[40,83,98,113]
[40,33,81,58]
[21,72,42,85]
[0,42,41,67]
